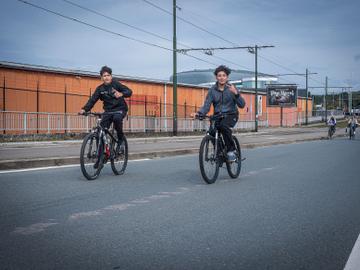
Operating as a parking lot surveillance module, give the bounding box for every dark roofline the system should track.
[176,68,274,77]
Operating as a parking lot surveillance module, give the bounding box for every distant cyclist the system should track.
[328,116,336,128]
[194,65,246,162]
[347,115,358,135]
[79,66,132,156]
[327,116,336,138]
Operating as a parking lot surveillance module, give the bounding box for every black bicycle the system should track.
[197,113,242,184]
[327,125,335,139]
[79,112,128,180]
[348,123,356,140]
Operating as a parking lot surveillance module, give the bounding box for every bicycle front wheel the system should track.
[199,135,220,184]
[226,136,242,178]
[80,133,103,180]
[328,128,333,139]
[111,136,128,175]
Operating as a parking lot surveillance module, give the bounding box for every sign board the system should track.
[267,85,297,106]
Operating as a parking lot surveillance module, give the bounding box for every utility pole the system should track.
[305,68,308,125]
[254,45,258,132]
[248,45,274,132]
[325,76,328,122]
[172,0,178,136]
[349,90,353,115]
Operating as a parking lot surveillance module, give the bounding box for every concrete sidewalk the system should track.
[0,127,346,170]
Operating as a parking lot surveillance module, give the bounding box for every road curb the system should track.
[0,134,347,170]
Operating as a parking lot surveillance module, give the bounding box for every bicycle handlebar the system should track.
[79,111,123,117]
[195,112,237,121]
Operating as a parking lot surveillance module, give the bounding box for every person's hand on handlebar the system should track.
[79,109,86,115]
[190,112,199,119]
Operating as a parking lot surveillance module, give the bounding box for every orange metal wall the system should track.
[0,67,312,125]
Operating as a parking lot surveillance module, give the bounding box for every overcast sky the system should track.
[1,0,360,93]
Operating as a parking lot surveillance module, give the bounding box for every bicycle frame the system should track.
[204,114,229,163]
[85,112,121,160]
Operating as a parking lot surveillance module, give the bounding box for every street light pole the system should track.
[254,45,258,132]
[172,0,177,136]
[305,68,308,125]
[325,76,328,122]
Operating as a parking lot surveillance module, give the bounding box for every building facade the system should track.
[0,62,312,134]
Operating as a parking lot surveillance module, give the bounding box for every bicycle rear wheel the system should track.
[111,136,128,175]
[226,136,242,178]
[199,135,220,184]
[350,128,354,140]
[80,133,103,180]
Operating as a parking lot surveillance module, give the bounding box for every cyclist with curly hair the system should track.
[195,65,246,161]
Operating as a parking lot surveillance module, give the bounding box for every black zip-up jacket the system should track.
[198,83,246,116]
[82,80,132,112]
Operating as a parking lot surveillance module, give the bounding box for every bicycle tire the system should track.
[80,133,104,180]
[226,136,242,178]
[111,136,129,175]
[199,135,220,184]
[328,127,334,139]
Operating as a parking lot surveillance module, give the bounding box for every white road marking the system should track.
[0,164,80,174]
[67,187,192,222]
[68,188,192,222]
[0,158,150,174]
[344,233,360,270]
[12,222,58,235]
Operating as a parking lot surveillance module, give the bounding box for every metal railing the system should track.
[2,110,343,134]
[0,111,270,134]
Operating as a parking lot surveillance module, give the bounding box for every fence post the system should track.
[2,76,5,134]
[184,100,187,119]
[144,96,147,132]
[86,115,89,132]
[47,113,50,134]
[24,112,27,134]
[36,80,39,134]
[128,96,131,131]
[64,85,67,134]
[159,98,162,131]
[58,115,60,132]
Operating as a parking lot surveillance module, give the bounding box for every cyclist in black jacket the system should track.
[79,66,132,154]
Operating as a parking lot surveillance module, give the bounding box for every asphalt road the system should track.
[0,137,359,270]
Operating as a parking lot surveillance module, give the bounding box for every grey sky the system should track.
[1,0,359,93]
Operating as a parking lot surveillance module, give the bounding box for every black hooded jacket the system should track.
[82,80,132,112]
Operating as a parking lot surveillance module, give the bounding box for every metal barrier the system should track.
[0,111,271,134]
[2,110,344,134]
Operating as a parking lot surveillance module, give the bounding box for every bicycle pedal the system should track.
[241,157,246,162]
